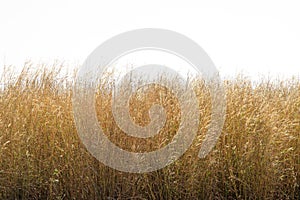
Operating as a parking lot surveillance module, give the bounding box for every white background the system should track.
[0,0,299,80]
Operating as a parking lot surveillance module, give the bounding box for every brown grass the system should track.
[0,63,299,199]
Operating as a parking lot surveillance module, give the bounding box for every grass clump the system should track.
[0,63,299,199]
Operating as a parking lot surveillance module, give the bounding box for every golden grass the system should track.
[0,63,299,199]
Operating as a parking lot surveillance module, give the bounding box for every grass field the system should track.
[0,63,299,199]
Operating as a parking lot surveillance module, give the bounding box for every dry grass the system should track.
[0,63,299,199]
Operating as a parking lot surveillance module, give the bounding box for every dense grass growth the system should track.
[0,63,299,199]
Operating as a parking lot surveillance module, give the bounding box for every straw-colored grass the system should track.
[0,63,299,199]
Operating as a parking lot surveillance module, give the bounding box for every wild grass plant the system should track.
[0,63,299,199]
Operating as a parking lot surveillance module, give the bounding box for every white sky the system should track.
[0,0,300,80]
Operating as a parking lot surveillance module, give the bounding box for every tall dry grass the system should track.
[0,63,299,199]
